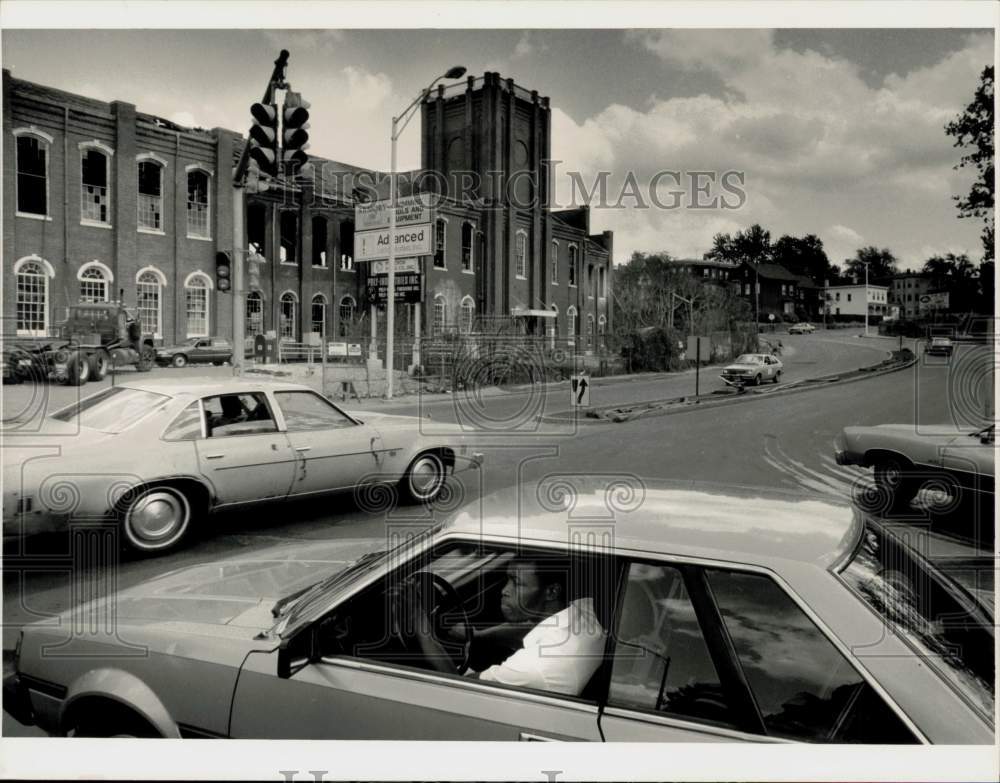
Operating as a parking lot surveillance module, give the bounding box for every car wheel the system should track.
[172,354,188,368]
[87,350,110,381]
[753,374,762,386]
[873,456,917,509]
[64,352,91,386]
[401,452,447,504]
[119,485,193,554]
[773,370,781,384]
[69,703,161,738]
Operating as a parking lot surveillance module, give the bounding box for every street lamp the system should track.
[385,65,467,399]
[861,259,870,337]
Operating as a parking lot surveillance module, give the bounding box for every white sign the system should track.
[356,226,432,261]
[355,194,433,231]
[371,257,420,275]
[328,342,348,357]
[571,373,591,407]
[348,343,362,357]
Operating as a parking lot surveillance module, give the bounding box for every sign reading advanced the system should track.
[356,226,432,261]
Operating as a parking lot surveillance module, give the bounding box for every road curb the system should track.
[541,355,916,425]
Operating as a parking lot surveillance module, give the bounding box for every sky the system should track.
[2,24,994,270]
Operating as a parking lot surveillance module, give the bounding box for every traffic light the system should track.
[249,102,279,177]
[215,251,232,292]
[282,91,310,173]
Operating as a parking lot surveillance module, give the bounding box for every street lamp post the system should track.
[862,260,870,337]
[385,65,467,400]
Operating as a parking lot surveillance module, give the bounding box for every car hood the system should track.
[850,423,969,440]
[94,537,385,632]
[722,362,764,372]
[155,346,190,354]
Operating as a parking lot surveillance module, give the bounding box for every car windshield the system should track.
[277,548,390,625]
[50,386,172,433]
[838,521,994,722]
[734,354,762,364]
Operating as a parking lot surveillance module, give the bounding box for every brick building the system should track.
[3,70,613,357]
[3,69,238,343]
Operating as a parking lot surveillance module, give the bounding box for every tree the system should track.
[704,224,774,266]
[978,260,994,314]
[845,246,898,284]
[773,234,831,284]
[946,65,994,261]
[922,252,980,312]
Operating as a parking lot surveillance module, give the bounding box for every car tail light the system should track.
[16,497,32,514]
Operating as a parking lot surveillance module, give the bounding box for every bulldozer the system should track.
[5,302,156,385]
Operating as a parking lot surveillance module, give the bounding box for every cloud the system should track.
[169,111,196,128]
[829,225,864,244]
[513,31,547,60]
[553,30,991,264]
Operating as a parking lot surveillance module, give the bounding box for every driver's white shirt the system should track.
[475,598,606,696]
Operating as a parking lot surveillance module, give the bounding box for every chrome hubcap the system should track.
[410,456,443,499]
[128,490,187,543]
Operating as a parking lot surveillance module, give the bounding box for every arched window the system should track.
[460,296,475,334]
[312,216,328,267]
[433,294,447,335]
[551,240,559,285]
[461,222,474,272]
[338,295,356,337]
[136,268,164,337]
[311,293,327,336]
[434,218,447,269]
[598,314,607,350]
[515,230,527,279]
[586,313,595,348]
[137,157,164,231]
[568,245,578,287]
[80,144,112,225]
[186,167,211,239]
[566,305,578,345]
[184,272,212,337]
[246,291,264,337]
[78,262,112,303]
[15,257,52,335]
[15,129,51,217]
[279,291,298,341]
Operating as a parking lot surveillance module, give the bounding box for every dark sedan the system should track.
[156,337,233,367]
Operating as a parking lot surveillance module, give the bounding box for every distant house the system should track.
[733,262,803,321]
[888,272,936,319]
[670,257,737,284]
[825,283,890,322]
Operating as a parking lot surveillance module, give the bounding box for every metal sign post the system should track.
[686,336,710,398]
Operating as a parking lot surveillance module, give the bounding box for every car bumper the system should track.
[454,451,485,473]
[3,508,74,538]
[2,673,35,726]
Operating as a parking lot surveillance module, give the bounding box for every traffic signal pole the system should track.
[233,50,289,377]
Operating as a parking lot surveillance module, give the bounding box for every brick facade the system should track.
[4,70,612,354]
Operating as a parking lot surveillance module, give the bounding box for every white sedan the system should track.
[3,378,483,554]
[719,353,783,387]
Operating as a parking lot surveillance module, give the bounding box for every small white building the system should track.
[825,283,890,319]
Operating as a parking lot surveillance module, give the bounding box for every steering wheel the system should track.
[390,571,472,674]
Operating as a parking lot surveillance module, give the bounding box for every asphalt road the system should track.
[2,331,993,736]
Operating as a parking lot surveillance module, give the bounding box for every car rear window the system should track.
[706,569,916,743]
[838,522,995,723]
[50,386,170,433]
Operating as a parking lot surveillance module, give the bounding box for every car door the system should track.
[229,539,605,740]
[940,427,995,497]
[599,559,919,743]
[194,392,297,505]
[272,389,384,498]
[211,338,232,364]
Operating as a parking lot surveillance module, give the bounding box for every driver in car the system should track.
[210,395,248,431]
[403,556,607,697]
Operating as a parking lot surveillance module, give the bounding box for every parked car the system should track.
[2,378,484,554]
[835,424,995,511]
[720,353,783,387]
[3,480,993,742]
[789,322,816,334]
[156,337,233,367]
[925,336,955,356]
